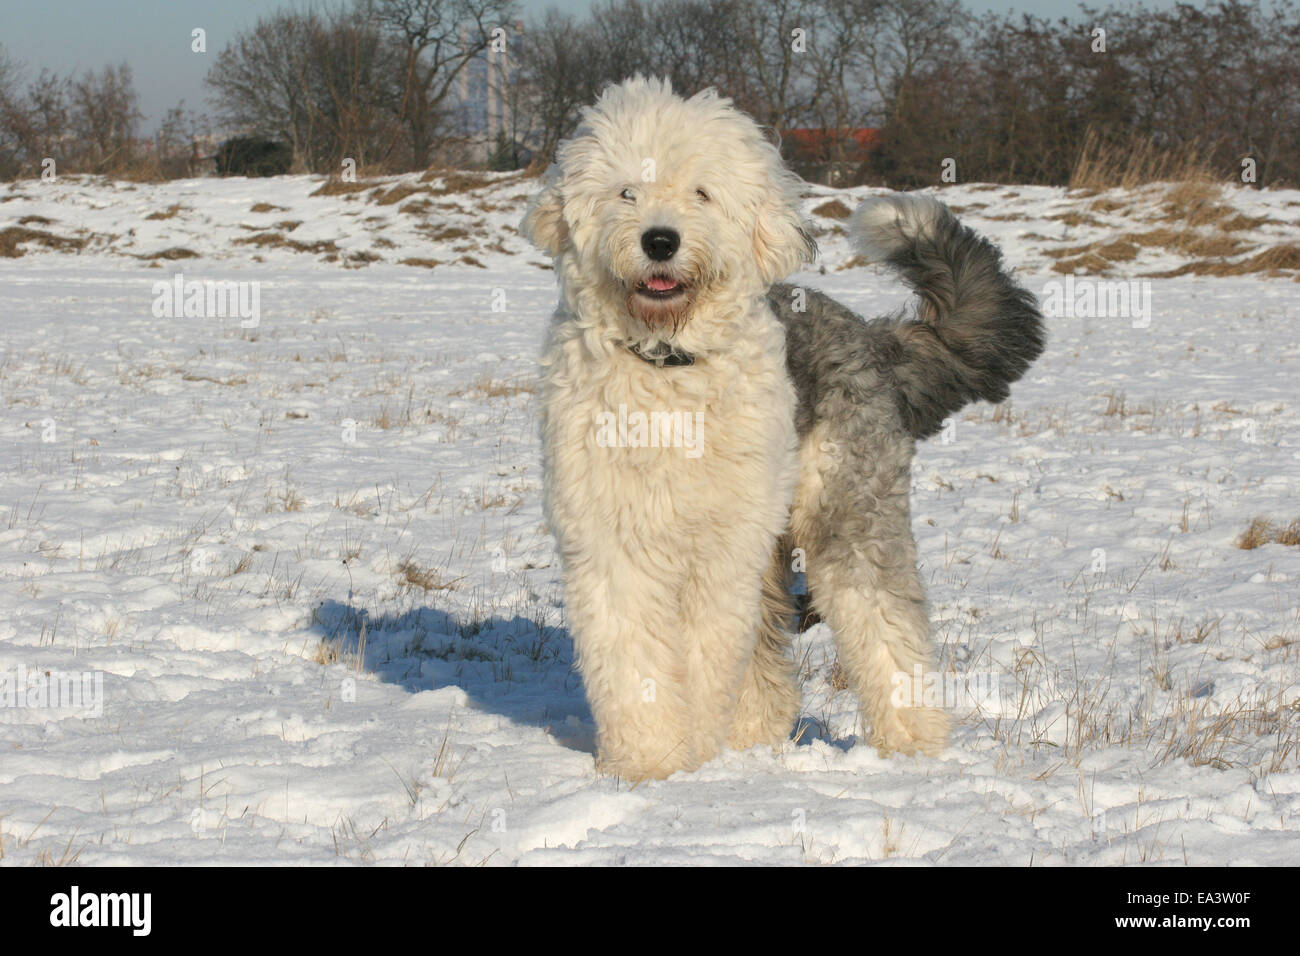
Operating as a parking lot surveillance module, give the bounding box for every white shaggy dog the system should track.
[524,77,1043,780]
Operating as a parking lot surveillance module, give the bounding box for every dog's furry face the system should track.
[523,77,815,335]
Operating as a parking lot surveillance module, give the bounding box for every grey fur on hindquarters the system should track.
[756,194,1045,754]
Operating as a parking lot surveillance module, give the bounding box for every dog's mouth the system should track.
[634,275,688,300]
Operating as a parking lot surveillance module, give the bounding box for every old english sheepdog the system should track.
[523,77,1044,780]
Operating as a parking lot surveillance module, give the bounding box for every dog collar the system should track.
[626,341,695,368]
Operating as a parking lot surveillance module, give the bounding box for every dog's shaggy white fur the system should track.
[524,77,1043,780]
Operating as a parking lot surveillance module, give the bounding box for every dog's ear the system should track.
[521,172,568,257]
[753,196,816,284]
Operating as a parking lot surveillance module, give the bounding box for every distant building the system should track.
[450,20,526,164]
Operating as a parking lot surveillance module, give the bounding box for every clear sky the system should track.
[0,0,1185,130]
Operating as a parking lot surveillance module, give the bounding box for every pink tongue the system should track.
[646,277,678,292]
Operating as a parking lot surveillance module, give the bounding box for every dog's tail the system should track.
[849,194,1045,440]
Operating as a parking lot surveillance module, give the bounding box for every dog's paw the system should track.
[850,193,951,263]
[869,705,951,758]
[595,746,697,782]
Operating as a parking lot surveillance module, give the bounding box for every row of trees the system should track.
[1,0,1297,186]
[204,0,515,173]
[513,0,1300,187]
[0,48,211,180]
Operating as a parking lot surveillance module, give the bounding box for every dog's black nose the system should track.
[641,228,679,261]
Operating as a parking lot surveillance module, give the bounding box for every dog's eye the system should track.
[620,188,636,202]
[696,188,710,202]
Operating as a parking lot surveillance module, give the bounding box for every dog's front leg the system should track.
[558,540,700,781]
[675,532,774,765]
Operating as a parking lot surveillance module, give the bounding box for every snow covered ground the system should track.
[1,173,1297,865]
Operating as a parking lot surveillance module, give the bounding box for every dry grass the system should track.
[1130,227,1246,259]
[396,559,460,592]
[1050,252,1112,275]
[1235,517,1300,550]
[232,232,339,255]
[0,226,87,258]
[1045,220,1274,275]
[250,202,288,213]
[1093,239,1138,262]
[450,373,537,399]
[1070,128,1220,190]
[812,199,852,219]
[1217,213,1276,232]
[420,224,470,243]
[1144,245,1300,278]
[145,204,185,221]
[1046,211,1103,228]
[137,247,200,261]
[310,178,378,197]
[1089,197,1128,214]
[115,159,173,183]
[182,371,249,386]
[399,257,441,269]
[1159,181,1232,226]
[375,183,430,206]
[420,169,493,193]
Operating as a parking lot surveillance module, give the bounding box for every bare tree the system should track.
[207,12,319,161]
[365,0,518,168]
[69,64,142,171]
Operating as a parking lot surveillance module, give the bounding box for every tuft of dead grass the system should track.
[232,232,338,255]
[1046,211,1103,228]
[812,199,852,219]
[421,224,469,242]
[1160,182,1232,226]
[0,226,87,257]
[1217,212,1275,232]
[1048,226,1264,275]
[1144,245,1300,278]
[397,559,459,592]
[1093,239,1138,261]
[450,373,537,399]
[1070,128,1220,191]
[145,204,185,221]
[1130,227,1246,259]
[310,178,378,197]
[375,183,430,206]
[420,169,493,194]
[137,247,200,260]
[1088,197,1128,214]
[1050,252,1113,275]
[1236,517,1300,550]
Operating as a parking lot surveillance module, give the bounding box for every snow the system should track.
[0,172,1297,865]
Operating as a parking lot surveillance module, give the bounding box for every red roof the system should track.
[783,128,880,160]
